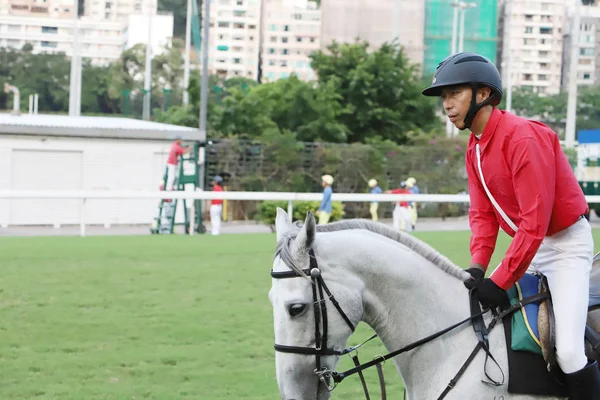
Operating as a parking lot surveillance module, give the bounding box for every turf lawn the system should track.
[2,229,600,400]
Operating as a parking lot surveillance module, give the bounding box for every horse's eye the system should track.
[288,304,307,317]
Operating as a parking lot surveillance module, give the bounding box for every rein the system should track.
[271,248,550,400]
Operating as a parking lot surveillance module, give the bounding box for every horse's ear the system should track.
[291,211,315,258]
[275,207,291,243]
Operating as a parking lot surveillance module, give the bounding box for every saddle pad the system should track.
[502,311,569,396]
[506,273,543,356]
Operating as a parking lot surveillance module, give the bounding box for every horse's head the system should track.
[269,209,363,400]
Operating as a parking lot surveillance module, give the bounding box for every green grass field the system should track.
[2,229,600,400]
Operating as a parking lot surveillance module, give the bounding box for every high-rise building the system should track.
[319,0,425,68]
[83,0,157,21]
[0,0,171,65]
[260,0,320,82]
[423,0,498,77]
[561,3,600,89]
[1,0,79,19]
[206,0,262,80]
[498,0,568,95]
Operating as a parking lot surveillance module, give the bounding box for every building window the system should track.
[584,73,591,80]
[218,22,230,28]
[580,48,594,56]
[233,58,241,64]
[525,14,533,21]
[269,59,276,66]
[267,72,275,80]
[270,24,277,31]
[525,26,533,34]
[280,60,287,67]
[283,25,289,31]
[41,26,58,34]
[296,37,302,43]
[233,10,245,17]
[269,48,275,54]
[270,36,276,42]
[539,27,552,35]
[282,49,288,55]
[41,41,58,48]
[523,73,532,81]
[248,24,256,29]
[237,0,243,4]
[282,37,288,43]
[538,74,547,81]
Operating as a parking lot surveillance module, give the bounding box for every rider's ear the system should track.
[477,87,492,103]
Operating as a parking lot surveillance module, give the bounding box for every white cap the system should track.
[322,175,334,185]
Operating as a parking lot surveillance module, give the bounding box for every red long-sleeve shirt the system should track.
[466,108,588,290]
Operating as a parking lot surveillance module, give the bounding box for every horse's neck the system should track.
[320,233,472,389]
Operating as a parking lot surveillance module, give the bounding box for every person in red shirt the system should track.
[422,51,600,397]
[385,181,412,232]
[166,136,191,190]
[210,175,224,236]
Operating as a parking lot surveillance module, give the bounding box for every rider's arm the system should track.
[465,149,499,271]
[491,136,555,290]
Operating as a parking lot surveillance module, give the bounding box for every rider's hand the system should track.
[464,277,509,309]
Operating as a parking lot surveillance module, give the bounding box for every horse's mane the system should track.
[275,219,471,281]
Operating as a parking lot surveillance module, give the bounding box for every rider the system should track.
[421,52,600,398]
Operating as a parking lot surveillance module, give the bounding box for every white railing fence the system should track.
[1,190,600,237]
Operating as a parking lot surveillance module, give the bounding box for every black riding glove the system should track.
[464,277,509,309]
[465,264,485,280]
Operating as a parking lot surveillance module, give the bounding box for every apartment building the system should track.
[83,0,158,22]
[0,15,126,65]
[206,0,262,80]
[498,0,569,95]
[0,0,172,65]
[260,0,320,82]
[561,3,600,89]
[1,0,79,19]
[319,0,425,68]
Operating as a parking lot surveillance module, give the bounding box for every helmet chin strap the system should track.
[462,84,497,131]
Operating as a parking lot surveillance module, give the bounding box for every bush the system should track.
[256,200,345,231]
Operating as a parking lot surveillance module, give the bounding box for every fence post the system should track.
[80,198,86,237]
[287,200,293,223]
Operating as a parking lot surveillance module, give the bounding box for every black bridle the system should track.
[271,247,550,400]
[271,248,357,390]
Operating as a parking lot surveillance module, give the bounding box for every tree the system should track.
[497,85,600,136]
[309,40,439,143]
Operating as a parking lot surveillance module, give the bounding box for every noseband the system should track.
[271,248,356,390]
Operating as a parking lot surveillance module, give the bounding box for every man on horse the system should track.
[421,51,600,398]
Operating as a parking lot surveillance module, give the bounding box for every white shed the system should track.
[0,113,199,227]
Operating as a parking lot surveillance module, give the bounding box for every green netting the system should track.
[423,0,498,75]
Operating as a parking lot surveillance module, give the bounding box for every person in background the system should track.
[405,177,420,230]
[368,179,383,221]
[210,175,224,236]
[386,181,412,232]
[166,136,192,190]
[316,175,334,225]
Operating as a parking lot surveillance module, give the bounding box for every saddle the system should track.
[506,255,600,373]
[496,252,600,396]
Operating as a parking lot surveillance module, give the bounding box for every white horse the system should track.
[269,209,569,400]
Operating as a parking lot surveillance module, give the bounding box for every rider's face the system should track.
[440,85,472,130]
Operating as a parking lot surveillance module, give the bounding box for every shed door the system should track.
[10,150,83,225]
